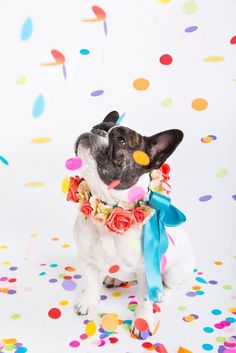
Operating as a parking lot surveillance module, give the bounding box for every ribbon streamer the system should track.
[143,191,186,302]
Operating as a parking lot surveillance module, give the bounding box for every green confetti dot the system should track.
[182,0,198,14]
[58,273,66,279]
[178,306,188,312]
[215,336,225,343]
[223,284,232,290]
[161,97,173,107]
[11,313,21,319]
[216,169,228,178]
[5,344,15,351]
[16,75,28,85]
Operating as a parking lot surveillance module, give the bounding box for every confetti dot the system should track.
[80,49,90,55]
[209,280,218,285]
[59,300,69,306]
[182,1,198,14]
[128,186,146,202]
[21,17,33,41]
[202,343,213,351]
[192,98,208,111]
[159,0,171,3]
[9,266,17,271]
[62,244,70,248]
[100,295,107,300]
[216,169,228,178]
[211,309,222,315]
[214,261,223,266]
[16,76,28,85]
[62,280,77,291]
[199,195,212,202]
[11,313,21,320]
[61,177,70,193]
[65,157,83,170]
[32,94,45,118]
[203,327,214,333]
[90,90,104,97]
[133,78,150,91]
[0,155,9,166]
[223,284,232,290]
[203,56,224,62]
[133,150,150,166]
[161,97,173,107]
[69,340,80,348]
[0,245,8,249]
[178,347,193,353]
[101,314,119,332]
[15,348,27,353]
[112,292,122,297]
[178,306,188,312]
[134,318,149,331]
[142,342,153,349]
[24,181,45,187]
[31,137,52,143]
[48,307,61,319]
[185,25,198,33]
[230,36,236,45]
[107,180,121,189]
[232,195,236,201]
[201,136,215,143]
[109,265,120,274]
[85,321,97,336]
[159,54,173,65]
[228,307,236,313]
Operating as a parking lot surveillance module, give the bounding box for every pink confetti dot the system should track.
[65,157,83,170]
[127,186,146,202]
[69,341,80,348]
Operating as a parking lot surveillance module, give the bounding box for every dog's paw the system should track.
[74,294,96,316]
[103,276,124,288]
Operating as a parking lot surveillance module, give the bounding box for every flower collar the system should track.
[66,164,171,235]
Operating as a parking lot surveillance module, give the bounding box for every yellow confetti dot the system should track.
[112,291,122,297]
[192,285,201,290]
[2,261,10,266]
[61,177,70,194]
[59,300,69,306]
[153,320,160,335]
[31,137,52,143]
[191,98,208,111]
[203,56,224,62]
[62,244,70,248]
[133,78,150,91]
[3,338,17,344]
[101,314,119,332]
[24,181,45,187]
[228,307,236,313]
[158,0,171,3]
[183,315,194,322]
[0,245,8,249]
[133,150,150,166]
[201,136,213,143]
[214,261,223,266]
[85,321,97,336]
[31,233,39,238]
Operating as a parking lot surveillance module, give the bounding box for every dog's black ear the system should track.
[103,111,119,124]
[146,129,184,169]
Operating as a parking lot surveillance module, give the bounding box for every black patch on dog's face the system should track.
[75,111,184,190]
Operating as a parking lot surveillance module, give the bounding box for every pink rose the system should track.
[105,207,135,235]
[80,201,93,217]
[133,206,146,223]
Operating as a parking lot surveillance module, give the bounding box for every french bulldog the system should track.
[72,111,195,337]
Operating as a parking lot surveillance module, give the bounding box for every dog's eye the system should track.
[116,136,126,146]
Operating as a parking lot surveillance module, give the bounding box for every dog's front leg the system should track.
[130,270,155,337]
[74,258,101,316]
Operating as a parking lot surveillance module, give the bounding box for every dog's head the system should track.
[75,111,183,190]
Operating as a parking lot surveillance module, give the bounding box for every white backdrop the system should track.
[0,1,236,352]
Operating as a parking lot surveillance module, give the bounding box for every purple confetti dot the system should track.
[73,274,81,279]
[9,266,18,271]
[99,333,109,339]
[8,290,17,294]
[61,279,77,291]
[199,195,212,202]
[140,329,149,340]
[49,278,58,283]
[208,135,217,140]
[191,314,199,319]
[100,295,107,300]
[185,25,198,33]
[99,327,105,333]
[90,90,104,97]
[218,346,225,353]
[186,291,197,297]
[232,195,236,201]
[209,280,218,285]
[83,319,90,324]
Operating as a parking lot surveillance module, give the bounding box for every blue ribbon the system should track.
[143,191,186,302]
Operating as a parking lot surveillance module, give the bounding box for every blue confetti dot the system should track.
[226,317,236,323]
[0,155,9,165]
[33,95,45,118]
[50,263,58,268]
[211,309,222,315]
[39,272,46,276]
[21,17,33,41]
[16,347,28,353]
[80,49,90,55]
[196,290,205,295]
[203,327,214,333]
[202,344,213,351]
[195,276,208,283]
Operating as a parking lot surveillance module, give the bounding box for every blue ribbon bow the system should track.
[143,191,186,302]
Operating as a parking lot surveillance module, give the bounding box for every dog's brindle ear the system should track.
[146,129,184,170]
[103,111,119,124]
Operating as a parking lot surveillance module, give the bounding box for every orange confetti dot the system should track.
[101,314,119,332]
[133,150,150,166]
[134,317,149,331]
[192,285,201,291]
[133,78,150,91]
[191,98,208,111]
[214,261,223,266]
[178,347,193,353]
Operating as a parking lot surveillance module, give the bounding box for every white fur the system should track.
[73,137,195,336]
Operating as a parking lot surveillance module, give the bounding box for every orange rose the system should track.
[105,207,135,235]
[80,201,93,217]
[133,206,146,223]
[67,176,83,202]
